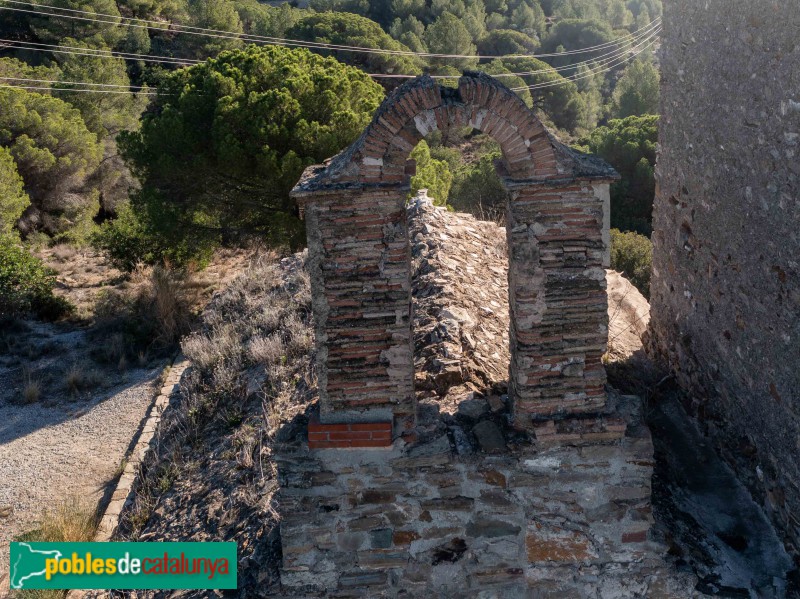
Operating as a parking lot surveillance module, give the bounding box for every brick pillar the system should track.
[507,180,609,428]
[302,185,415,440]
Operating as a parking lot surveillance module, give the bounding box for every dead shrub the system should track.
[182,323,239,372]
[91,263,196,362]
[22,367,42,403]
[64,362,105,394]
[248,333,285,365]
[285,313,313,357]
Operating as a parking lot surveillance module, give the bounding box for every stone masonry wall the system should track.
[650,0,800,554]
[276,396,692,598]
[507,181,608,422]
[303,187,415,431]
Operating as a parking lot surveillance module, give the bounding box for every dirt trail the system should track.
[0,368,160,593]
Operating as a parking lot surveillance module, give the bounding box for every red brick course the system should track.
[308,416,393,449]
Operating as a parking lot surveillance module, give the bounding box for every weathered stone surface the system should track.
[457,398,490,420]
[472,420,506,453]
[276,394,695,594]
[466,516,521,538]
[526,526,596,564]
[650,0,800,555]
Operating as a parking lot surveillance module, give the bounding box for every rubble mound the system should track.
[409,193,510,403]
[408,191,647,405]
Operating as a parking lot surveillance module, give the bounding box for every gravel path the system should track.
[0,368,160,592]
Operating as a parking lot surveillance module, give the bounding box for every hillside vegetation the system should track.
[1,0,661,312]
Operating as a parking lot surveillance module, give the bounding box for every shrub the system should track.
[409,140,453,207]
[449,151,507,221]
[0,234,73,320]
[91,201,215,272]
[610,228,652,298]
[91,263,195,361]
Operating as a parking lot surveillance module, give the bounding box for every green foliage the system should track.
[410,140,453,206]
[477,29,539,57]
[116,45,384,266]
[499,56,586,133]
[580,114,658,235]
[610,227,652,297]
[286,12,423,76]
[449,151,507,219]
[425,12,478,72]
[56,39,146,136]
[175,0,244,59]
[0,147,30,235]
[117,0,188,19]
[611,58,659,118]
[91,198,216,271]
[0,233,72,320]
[0,0,662,251]
[541,18,615,69]
[28,0,126,47]
[233,0,305,39]
[0,88,103,235]
[0,57,61,83]
[508,1,546,37]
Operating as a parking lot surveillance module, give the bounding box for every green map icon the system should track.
[10,543,63,589]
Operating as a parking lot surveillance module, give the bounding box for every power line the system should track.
[0,82,158,94]
[0,75,151,89]
[0,31,659,98]
[514,28,661,92]
[0,38,199,66]
[0,0,660,61]
[518,32,660,92]
[372,19,661,78]
[0,17,660,81]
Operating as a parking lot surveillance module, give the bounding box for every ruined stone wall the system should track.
[292,73,618,438]
[277,394,693,597]
[650,0,800,553]
[303,187,415,431]
[507,181,608,421]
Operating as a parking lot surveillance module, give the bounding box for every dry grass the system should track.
[118,253,313,549]
[92,263,198,364]
[64,362,105,395]
[35,498,98,543]
[22,367,42,404]
[13,499,99,598]
[51,244,77,262]
[248,333,285,365]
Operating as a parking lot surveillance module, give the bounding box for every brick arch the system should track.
[313,73,559,187]
[291,72,618,437]
[347,73,558,183]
